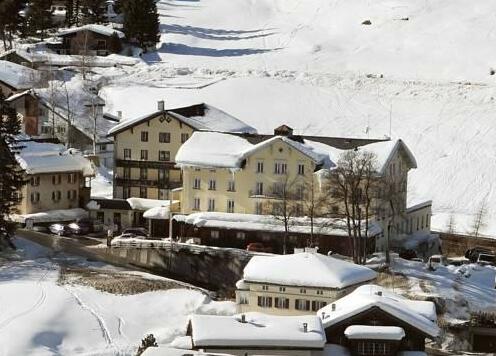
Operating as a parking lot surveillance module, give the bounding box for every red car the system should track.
[246,242,272,253]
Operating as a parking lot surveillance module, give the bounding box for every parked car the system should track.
[447,256,470,266]
[427,254,448,270]
[49,223,71,236]
[477,253,495,266]
[67,218,94,235]
[399,249,418,260]
[246,242,272,253]
[122,227,149,238]
[465,247,494,263]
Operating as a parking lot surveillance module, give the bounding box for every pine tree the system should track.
[26,0,54,40]
[65,0,74,26]
[108,31,122,53]
[0,93,25,248]
[0,0,24,50]
[121,0,159,52]
[81,0,106,24]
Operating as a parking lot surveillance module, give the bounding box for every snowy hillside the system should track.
[100,0,496,237]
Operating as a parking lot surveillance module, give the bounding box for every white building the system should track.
[236,252,377,316]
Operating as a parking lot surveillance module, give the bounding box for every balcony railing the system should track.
[115,178,182,189]
[115,159,179,170]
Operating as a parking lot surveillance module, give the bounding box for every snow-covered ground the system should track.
[0,238,234,355]
[94,0,496,237]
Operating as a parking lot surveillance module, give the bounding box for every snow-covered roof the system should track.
[174,212,382,238]
[58,24,125,39]
[344,325,405,340]
[0,60,40,90]
[176,131,332,169]
[107,103,257,136]
[318,284,439,338]
[143,201,180,219]
[243,252,377,289]
[11,208,88,224]
[190,312,326,349]
[361,139,417,174]
[15,142,95,176]
[141,347,233,356]
[406,200,432,213]
[126,198,170,211]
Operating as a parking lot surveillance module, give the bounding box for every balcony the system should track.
[115,159,179,170]
[115,178,182,189]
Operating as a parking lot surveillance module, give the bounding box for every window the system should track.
[208,179,216,191]
[158,150,170,161]
[262,285,269,291]
[227,200,235,213]
[311,300,327,311]
[316,290,324,295]
[140,150,148,160]
[236,231,245,239]
[274,161,287,175]
[67,173,76,184]
[52,175,61,185]
[67,190,77,200]
[279,287,286,292]
[295,299,310,311]
[272,182,283,197]
[123,148,131,160]
[193,198,201,210]
[296,186,305,200]
[140,187,147,198]
[275,297,290,309]
[257,296,272,308]
[193,178,201,189]
[30,192,40,203]
[227,180,235,192]
[300,288,306,294]
[255,201,263,215]
[140,168,148,180]
[357,341,390,356]
[97,39,106,48]
[255,182,263,195]
[256,161,264,173]
[141,131,148,142]
[238,295,249,305]
[181,133,189,143]
[208,199,215,211]
[298,163,305,175]
[159,189,168,200]
[123,187,131,199]
[159,132,170,143]
[123,167,131,179]
[51,191,62,201]
[158,169,168,183]
[210,230,219,238]
[295,204,303,216]
[30,176,40,186]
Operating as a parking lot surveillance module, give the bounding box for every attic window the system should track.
[279,148,283,153]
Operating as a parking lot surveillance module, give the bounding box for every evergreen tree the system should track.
[65,0,74,26]
[121,0,159,52]
[0,93,25,248]
[0,0,24,50]
[108,31,122,53]
[81,0,105,24]
[26,0,54,40]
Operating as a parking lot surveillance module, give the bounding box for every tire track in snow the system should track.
[0,268,49,330]
[65,287,114,347]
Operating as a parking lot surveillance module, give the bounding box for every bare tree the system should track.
[472,197,488,238]
[329,149,377,264]
[446,212,456,235]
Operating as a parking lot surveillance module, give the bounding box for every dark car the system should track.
[399,249,418,260]
[49,223,71,236]
[122,227,149,238]
[465,247,494,263]
[67,218,94,235]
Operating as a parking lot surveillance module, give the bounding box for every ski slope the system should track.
[100,0,496,237]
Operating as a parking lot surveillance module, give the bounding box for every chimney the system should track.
[117,111,122,120]
[274,125,293,136]
[158,100,165,111]
[241,314,246,323]
[331,303,336,311]
[377,291,383,296]
[303,323,308,333]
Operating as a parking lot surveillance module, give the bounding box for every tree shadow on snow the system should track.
[160,24,276,41]
[157,42,280,57]
[32,331,67,353]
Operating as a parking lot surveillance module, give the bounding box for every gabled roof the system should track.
[190,312,326,349]
[58,24,125,39]
[318,285,439,339]
[0,60,40,90]
[243,252,377,289]
[107,103,257,136]
[362,139,417,175]
[175,131,331,169]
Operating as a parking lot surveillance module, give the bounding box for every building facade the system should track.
[108,102,256,201]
